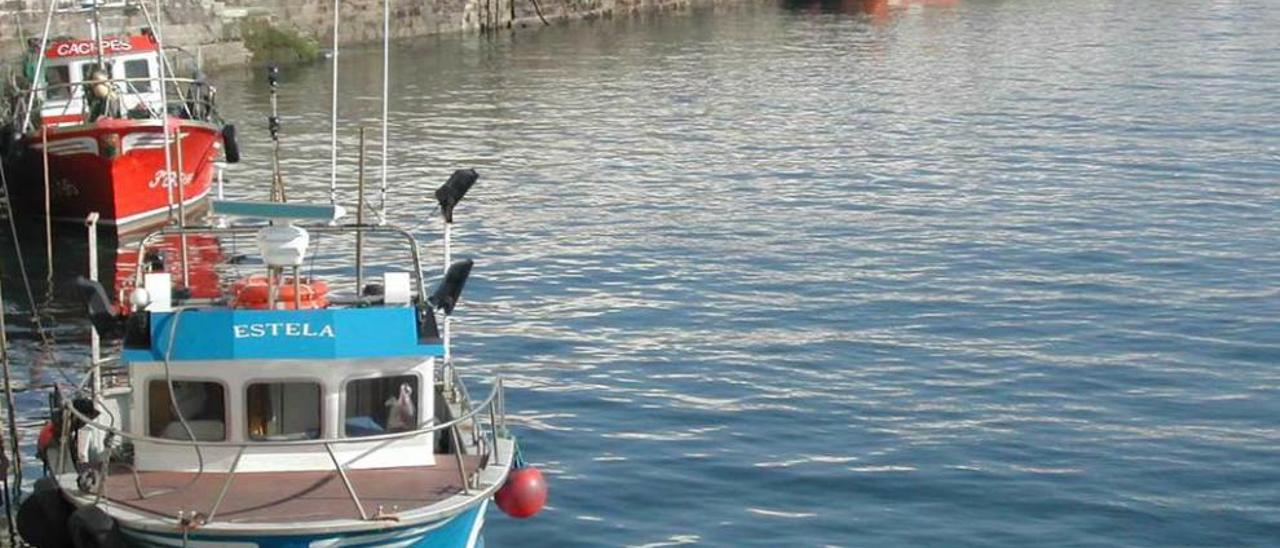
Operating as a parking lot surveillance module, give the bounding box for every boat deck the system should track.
[101,456,481,523]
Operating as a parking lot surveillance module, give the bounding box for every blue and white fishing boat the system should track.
[17,173,548,547]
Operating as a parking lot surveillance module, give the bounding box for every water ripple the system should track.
[3,0,1278,546]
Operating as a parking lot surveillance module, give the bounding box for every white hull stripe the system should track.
[117,508,472,547]
[122,131,192,154]
[464,500,488,548]
[30,136,98,156]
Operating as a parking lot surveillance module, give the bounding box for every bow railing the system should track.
[56,375,509,525]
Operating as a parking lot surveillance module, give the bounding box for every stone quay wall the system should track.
[1,0,712,66]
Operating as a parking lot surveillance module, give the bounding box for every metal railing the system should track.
[1,0,134,15]
[129,224,433,308]
[58,374,508,527]
[10,76,220,131]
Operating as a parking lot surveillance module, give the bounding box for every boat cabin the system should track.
[30,33,176,128]
[106,265,448,473]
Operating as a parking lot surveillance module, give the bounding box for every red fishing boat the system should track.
[2,26,239,233]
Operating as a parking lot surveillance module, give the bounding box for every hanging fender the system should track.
[68,505,127,548]
[16,478,74,548]
[221,123,241,163]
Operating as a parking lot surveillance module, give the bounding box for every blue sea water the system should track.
[4,0,1279,546]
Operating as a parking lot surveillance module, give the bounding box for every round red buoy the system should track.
[36,422,55,455]
[495,466,547,519]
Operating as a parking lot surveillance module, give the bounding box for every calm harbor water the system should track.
[4,0,1280,545]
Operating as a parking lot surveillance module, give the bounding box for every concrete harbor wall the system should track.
[1,0,713,66]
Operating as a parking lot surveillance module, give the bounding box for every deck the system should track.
[100,456,481,523]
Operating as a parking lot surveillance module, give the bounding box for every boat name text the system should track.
[149,169,194,189]
[53,38,134,58]
[233,322,336,339]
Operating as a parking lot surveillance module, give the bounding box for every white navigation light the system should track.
[258,225,310,267]
[129,287,151,309]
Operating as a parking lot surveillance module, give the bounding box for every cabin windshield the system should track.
[345,375,420,437]
[122,58,153,92]
[43,65,71,100]
[34,51,168,125]
[148,380,227,441]
[247,381,322,441]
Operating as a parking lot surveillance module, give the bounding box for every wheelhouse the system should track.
[104,219,454,473]
[31,34,166,127]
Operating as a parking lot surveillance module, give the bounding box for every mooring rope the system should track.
[529,0,551,26]
[0,157,79,389]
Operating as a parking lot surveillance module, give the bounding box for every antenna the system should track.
[329,0,340,206]
[433,170,478,362]
[267,65,286,202]
[89,0,105,71]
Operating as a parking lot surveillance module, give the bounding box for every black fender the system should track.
[68,504,127,548]
[222,123,241,163]
[16,478,74,548]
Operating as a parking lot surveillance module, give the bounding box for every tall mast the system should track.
[145,0,177,221]
[379,0,390,223]
[329,0,340,206]
[90,0,105,70]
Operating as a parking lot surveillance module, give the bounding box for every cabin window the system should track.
[148,380,226,441]
[123,59,152,92]
[80,62,111,81]
[44,66,71,100]
[246,382,322,441]
[344,375,419,437]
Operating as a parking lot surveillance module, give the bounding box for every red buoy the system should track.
[495,466,547,519]
[36,422,55,455]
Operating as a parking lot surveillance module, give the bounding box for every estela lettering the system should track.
[233,323,336,339]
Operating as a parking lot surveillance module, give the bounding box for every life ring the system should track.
[231,276,329,310]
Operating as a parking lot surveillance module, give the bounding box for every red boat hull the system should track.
[9,118,221,233]
[112,234,225,306]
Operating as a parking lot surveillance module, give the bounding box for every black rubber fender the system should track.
[221,123,241,163]
[31,476,58,493]
[68,505,127,548]
[0,128,12,158]
[16,478,74,548]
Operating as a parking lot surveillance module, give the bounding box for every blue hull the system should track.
[119,502,487,548]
